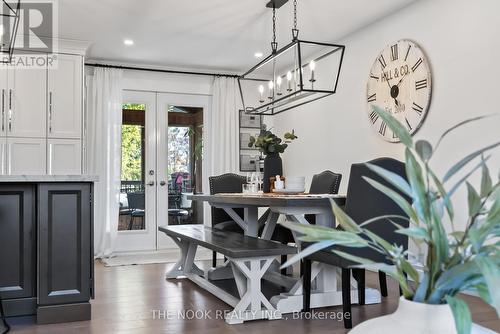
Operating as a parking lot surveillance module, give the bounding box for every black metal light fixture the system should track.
[0,0,21,63]
[238,0,345,116]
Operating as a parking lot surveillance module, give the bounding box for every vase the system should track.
[263,153,283,193]
[350,296,495,334]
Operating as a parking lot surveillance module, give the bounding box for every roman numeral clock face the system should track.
[367,40,432,142]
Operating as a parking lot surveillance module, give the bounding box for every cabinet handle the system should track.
[49,91,52,133]
[1,89,4,132]
[147,181,155,186]
[8,89,12,132]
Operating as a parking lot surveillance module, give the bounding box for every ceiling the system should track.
[58,0,417,72]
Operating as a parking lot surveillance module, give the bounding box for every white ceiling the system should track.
[58,0,417,72]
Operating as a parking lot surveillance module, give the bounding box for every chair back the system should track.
[305,170,342,225]
[127,192,145,211]
[344,157,410,264]
[209,173,246,226]
[309,170,342,195]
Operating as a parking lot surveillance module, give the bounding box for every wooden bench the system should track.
[158,225,297,324]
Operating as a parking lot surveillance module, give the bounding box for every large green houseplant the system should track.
[281,106,500,333]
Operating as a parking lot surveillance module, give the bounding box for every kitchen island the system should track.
[0,175,97,324]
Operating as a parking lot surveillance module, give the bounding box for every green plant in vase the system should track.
[280,106,500,334]
[248,125,298,192]
[247,124,298,155]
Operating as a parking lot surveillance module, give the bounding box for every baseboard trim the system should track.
[3,297,37,317]
[37,302,91,324]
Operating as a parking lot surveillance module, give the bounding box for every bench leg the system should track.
[165,237,204,279]
[226,257,281,324]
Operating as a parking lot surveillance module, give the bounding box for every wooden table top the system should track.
[188,193,346,207]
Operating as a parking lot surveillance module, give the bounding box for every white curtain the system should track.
[87,68,123,258]
[206,76,240,177]
[203,77,241,224]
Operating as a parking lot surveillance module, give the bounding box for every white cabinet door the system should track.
[7,138,46,175]
[0,137,6,175]
[47,139,81,174]
[48,54,82,139]
[0,64,7,137]
[8,57,47,138]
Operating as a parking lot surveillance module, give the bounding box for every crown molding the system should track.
[56,38,92,56]
[14,35,92,56]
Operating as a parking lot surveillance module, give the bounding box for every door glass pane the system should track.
[119,103,146,231]
[167,106,203,225]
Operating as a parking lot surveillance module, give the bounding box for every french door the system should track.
[115,90,210,252]
[156,93,210,250]
[115,90,157,252]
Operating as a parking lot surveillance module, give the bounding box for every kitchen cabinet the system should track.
[0,64,6,137]
[7,56,47,138]
[0,178,95,324]
[7,137,46,175]
[0,137,5,175]
[47,54,83,139]
[0,185,36,301]
[38,183,92,306]
[48,139,82,174]
[0,52,84,175]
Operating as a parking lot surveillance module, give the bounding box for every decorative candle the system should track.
[309,60,316,83]
[276,76,282,95]
[286,71,292,92]
[297,68,304,88]
[258,85,264,103]
[268,80,274,100]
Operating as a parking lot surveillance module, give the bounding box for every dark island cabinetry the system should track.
[0,177,95,324]
[0,185,36,311]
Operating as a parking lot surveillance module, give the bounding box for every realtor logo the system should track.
[1,0,58,67]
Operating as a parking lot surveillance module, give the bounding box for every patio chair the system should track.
[127,192,145,230]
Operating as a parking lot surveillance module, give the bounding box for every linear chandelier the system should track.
[238,0,345,116]
[0,0,20,63]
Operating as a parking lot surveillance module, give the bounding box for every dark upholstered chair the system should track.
[209,173,247,267]
[273,170,342,274]
[305,170,342,225]
[302,158,410,329]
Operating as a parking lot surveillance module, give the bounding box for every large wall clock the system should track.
[366,40,432,142]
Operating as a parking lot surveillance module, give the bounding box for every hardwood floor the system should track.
[6,260,500,333]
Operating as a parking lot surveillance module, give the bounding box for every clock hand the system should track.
[396,73,407,87]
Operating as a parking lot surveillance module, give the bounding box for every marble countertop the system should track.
[0,175,99,182]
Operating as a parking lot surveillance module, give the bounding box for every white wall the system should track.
[274,0,500,231]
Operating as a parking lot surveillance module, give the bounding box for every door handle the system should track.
[1,89,4,132]
[160,181,166,186]
[8,89,12,132]
[147,181,155,186]
[48,91,53,133]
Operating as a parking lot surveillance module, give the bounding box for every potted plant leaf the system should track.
[281,106,500,334]
[248,125,297,192]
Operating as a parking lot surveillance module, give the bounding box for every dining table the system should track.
[188,193,382,314]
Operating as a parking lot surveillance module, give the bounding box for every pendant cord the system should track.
[292,0,299,40]
[271,3,278,53]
